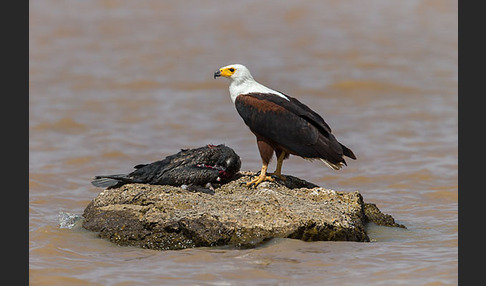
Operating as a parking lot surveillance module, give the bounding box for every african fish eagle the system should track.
[214,64,356,187]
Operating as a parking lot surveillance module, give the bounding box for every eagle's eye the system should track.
[229,68,235,72]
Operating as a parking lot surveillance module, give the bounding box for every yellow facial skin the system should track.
[219,67,236,77]
[214,67,236,79]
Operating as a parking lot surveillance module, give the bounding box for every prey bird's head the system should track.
[214,64,253,82]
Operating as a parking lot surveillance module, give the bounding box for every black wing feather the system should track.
[270,92,333,135]
[235,93,354,164]
[91,145,241,188]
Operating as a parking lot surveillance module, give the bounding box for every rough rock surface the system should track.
[83,172,404,250]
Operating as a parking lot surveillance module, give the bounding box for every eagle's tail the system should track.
[314,134,356,170]
[320,158,345,170]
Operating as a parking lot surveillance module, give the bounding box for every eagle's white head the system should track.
[214,64,253,82]
[214,64,288,103]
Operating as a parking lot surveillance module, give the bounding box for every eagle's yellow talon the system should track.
[246,174,275,188]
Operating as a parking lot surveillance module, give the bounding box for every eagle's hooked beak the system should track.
[213,70,221,79]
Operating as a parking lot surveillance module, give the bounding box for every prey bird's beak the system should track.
[213,70,221,79]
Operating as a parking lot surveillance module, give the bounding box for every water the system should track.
[30,0,458,285]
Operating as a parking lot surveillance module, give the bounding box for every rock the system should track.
[363,203,407,229]
[82,172,404,250]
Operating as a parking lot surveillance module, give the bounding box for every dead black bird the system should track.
[91,144,241,190]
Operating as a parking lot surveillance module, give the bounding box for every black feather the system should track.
[235,93,356,166]
[91,144,241,189]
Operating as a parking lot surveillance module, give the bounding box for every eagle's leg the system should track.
[246,163,275,187]
[247,138,275,187]
[267,151,287,181]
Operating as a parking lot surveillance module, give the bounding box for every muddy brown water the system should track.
[30,1,457,285]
